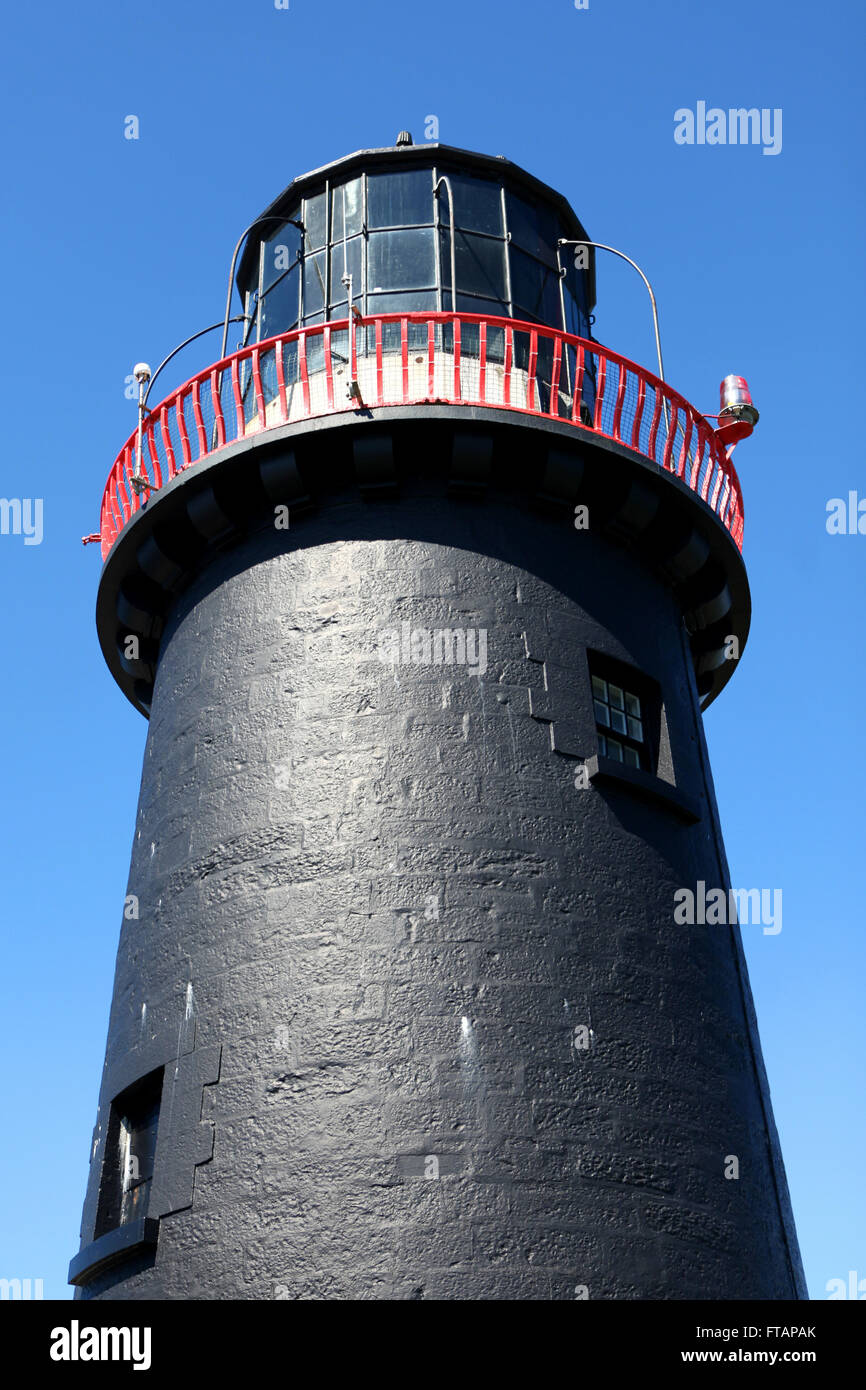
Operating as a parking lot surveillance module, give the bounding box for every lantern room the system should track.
[234,139,597,344]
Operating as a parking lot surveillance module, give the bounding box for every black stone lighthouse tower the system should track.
[72,135,805,1300]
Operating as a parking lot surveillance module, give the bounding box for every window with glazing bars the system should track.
[591,672,646,769]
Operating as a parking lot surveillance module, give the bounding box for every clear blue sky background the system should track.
[0,0,862,1300]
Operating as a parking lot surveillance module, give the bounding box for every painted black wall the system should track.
[74,485,804,1299]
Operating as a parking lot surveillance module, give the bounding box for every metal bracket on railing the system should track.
[82,533,101,546]
[348,380,365,406]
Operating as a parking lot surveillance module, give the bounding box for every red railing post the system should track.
[549,334,562,417]
[230,357,244,439]
[612,363,627,443]
[191,379,207,459]
[647,388,663,463]
[252,346,267,426]
[426,319,435,399]
[210,368,226,448]
[677,413,693,479]
[572,345,585,423]
[175,396,191,468]
[323,325,334,411]
[593,355,607,433]
[275,339,288,423]
[298,331,311,415]
[527,330,538,413]
[401,317,409,401]
[701,441,719,502]
[453,316,462,401]
[662,404,678,472]
[118,450,132,523]
[631,374,646,451]
[158,409,176,482]
[375,319,383,405]
[689,428,705,492]
[147,425,163,489]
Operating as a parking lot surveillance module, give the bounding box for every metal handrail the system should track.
[94,312,744,560]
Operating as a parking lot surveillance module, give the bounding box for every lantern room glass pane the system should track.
[446,173,503,236]
[367,170,433,228]
[303,192,327,250]
[507,191,559,263]
[263,220,301,292]
[564,288,592,339]
[447,293,510,316]
[261,265,300,338]
[303,251,327,317]
[511,247,561,324]
[329,235,363,309]
[368,228,436,292]
[331,178,363,240]
[366,290,438,316]
[563,252,590,330]
[440,229,507,301]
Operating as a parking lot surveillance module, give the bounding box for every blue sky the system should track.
[0,0,862,1299]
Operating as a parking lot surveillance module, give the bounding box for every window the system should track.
[302,251,328,316]
[368,228,436,292]
[367,169,433,228]
[303,192,327,250]
[331,178,363,240]
[260,264,300,338]
[440,228,507,301]
[95,1069,163,1237]
[329,234,362,312]
[447,173,503,235]
[510,247,561,324]
[592,673,646,769]
[563,290,590,340]
[562,253,590,334]
[366,290,438,316]
[262,220,301,292]
[506,191,559,263]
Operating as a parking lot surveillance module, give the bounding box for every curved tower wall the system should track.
[75,471,803,1299]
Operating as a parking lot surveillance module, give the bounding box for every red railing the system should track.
[96,312,744,560]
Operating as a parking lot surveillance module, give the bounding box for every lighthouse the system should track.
[71,135,805,1300]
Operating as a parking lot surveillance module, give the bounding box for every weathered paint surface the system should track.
[75,492,804,1299]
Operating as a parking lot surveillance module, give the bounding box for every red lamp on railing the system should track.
[713,375,759,456]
